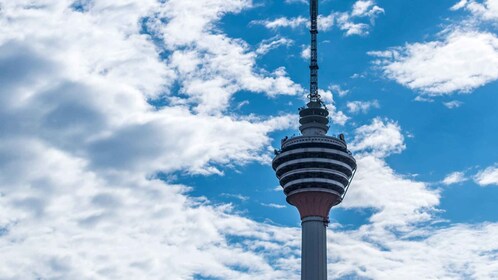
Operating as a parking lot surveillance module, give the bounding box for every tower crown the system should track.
[299,101,329,136]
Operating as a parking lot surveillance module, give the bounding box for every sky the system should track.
[0,0,497,279]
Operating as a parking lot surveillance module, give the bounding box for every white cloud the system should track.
[252,0,384,36]
[284,0,307,4]
[256,37,293,55]
[350,118,405,158]
[372,0,498,97]
[336,0,384,36]
[251,16,307,29]
[444,100,464,108]
[261,203,287,209]
[327,223,498,279]
[443,171,468,185]
[331,117,498,278]
[452,0,470,10]
[370,30,498,95]
[351,0,385,18]
[221,193,249,201]
[347,100,380,113]
[328,84,350,97]
[300,45,311,60]
[236,100,250,109]
[146,0,302,114]
[474,165,498,186]
[0,1,303,278]
[317,89,350,126]
[336,14,370,36]
[318,14,335,31]
[342,155,440,228]
[452,0,498,22]
[337,118,439,229]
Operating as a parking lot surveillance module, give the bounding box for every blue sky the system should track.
[0,0,498,279]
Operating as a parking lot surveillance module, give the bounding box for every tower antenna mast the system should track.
[309,0,320,102]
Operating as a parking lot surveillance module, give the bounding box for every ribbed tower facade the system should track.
[272,1,357,279]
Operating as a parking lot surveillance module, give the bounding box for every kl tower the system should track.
[272,0,357,279]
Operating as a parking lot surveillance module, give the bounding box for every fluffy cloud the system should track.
[351,0,385,18]
[474,165,498,186]
[443,171,468,185]
[284,0,307,4]
[256,37,294,55]
[443,100,464,108]
[146,0,302,114]
[347,100,380,113]
[452,0,498,22]
[317,89,350,126]
[336,1,384,36]
[370,30,498,95]
[328,223,498,279]
[0,1,302,278]
[328,84,350,97]
[325,117,498,278]
[371,0,498,96]
[350,118,405,157]
[251,16,307,29]
[300,45,311,60]
[252,0,384,36]
[0,140,300,279]
[339,118,437,228]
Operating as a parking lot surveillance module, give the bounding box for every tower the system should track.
[271,1,357,279]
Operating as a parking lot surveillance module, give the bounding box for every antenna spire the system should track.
[309,0,320,102]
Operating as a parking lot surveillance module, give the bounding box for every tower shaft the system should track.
[302,217,327,280]
[309,0,319,101]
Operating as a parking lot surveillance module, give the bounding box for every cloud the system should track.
[300,45,311,60]
[261,203,287,209]
[350,118,405,158]
[145,0,302,114]
[327,223,498,279]
[351,0,385,18]
[318,14,335,31]
[442,171,468,185]
[474,165,498,186]
[336,0,384,36]
[0,1,303,278]
[369,30,498,95]
[452,0,498,22]
[327,117,497,278]
[342,154,440,228]
[252,0,384,36]
[221,193,250,201]
[347,100,380,113]
[251,16,307,29]
[443,100,464,109]
[328,84,350,97]
[317,89,350,126]
[256,37,293,55]
[370,0,498,96]
[284,0,307,4]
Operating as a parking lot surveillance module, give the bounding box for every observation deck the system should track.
[272,101,357,219]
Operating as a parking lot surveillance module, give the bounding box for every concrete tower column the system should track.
[301,216,327,280]
[287,191,339,280]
